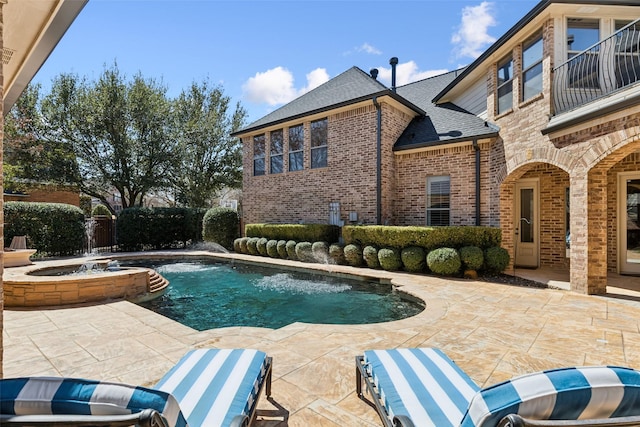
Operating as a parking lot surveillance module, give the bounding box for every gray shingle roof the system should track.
[394,70,498,151]
[234,67,423,135]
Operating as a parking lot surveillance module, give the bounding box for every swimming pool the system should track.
[133,259,424,330]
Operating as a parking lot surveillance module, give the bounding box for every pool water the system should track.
[134,259,424,330]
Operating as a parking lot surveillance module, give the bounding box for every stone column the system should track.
[569,170,608,294]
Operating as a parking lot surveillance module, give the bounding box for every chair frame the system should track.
[356,355,640,427]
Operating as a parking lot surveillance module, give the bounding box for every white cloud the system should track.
[358,43,382,55]
[242,66,330,106]
[377,60,448,86]
[451,1,497,59]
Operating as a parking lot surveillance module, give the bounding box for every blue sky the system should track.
[33,0,539,124]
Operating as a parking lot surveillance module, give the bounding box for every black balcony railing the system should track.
[553,19,640,115]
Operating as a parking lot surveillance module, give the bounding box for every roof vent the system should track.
[370,68,379,80]
[2,47,15,65]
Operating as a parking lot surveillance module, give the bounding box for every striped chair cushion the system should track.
[154,348,269,427]
[363,348,480,426]
[460,366,640,426]
[0,376,187,427]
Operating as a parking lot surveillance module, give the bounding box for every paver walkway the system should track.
[4,251,640,426]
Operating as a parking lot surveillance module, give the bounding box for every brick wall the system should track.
[4,189,80,206]
[1,0,4,378]
[241,101,412,227]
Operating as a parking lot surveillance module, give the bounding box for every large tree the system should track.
[171,79,246,207]
[39,64,176,211]
[4,84,79,191]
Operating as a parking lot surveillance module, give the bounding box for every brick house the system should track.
[233,0,640,295]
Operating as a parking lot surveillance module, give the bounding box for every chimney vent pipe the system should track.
[389,57,398,92]
[370,68,379,79]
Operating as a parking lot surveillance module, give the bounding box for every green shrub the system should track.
[344,244,363,267]
[247,237,259,255]
[202,207,239,250]
[91,204,111,217]
[233,238,242,253]
[329,243,345,265]
[239,237,249,254]
[485,246,510,272]
[286,240,298,260]
[312,241,330,263]
[378,248,402,271]
[427,247,461,276]
[401,246,426,273]
[117,207,206,251]
[245,223,340,243]
[460,246,484,271]
[363,246,380,269]
[256,237,269,256]
[277,240,288,258]
[295,241,314,262]
[342,225,501,250]
[266,240,279,257]
[4,201,84,256]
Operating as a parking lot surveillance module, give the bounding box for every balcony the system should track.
[553,19,640,116]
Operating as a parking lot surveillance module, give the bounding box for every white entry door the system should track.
[515,179,539,267]
[619,172,640,274]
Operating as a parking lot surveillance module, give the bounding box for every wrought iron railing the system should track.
[553,19,640,115]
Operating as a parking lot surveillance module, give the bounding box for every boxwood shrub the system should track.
[312,241,330,263]
[485,246,510,272]
[329,243,345,265]
[344,244,363,267]
[266,240,279,257]
[247,237,259,255]
[460,246,484,271]
[256,237,269,256]
[378,247,402,271]
[363,246,380,269]
[91,204,111,217]
[295,241,314,263]
[245,223,340,243]
[276,240,288,258]
[427,247,461,276]
[401,246,426,273]
[239,237,249,254]
[286,240,298,260]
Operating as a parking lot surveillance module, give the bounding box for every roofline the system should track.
[392,130,499,152]
[4,0,89,113]
[232,89,425,137]
[432,0,640,104]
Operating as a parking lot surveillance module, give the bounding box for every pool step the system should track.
[148,269,169,293]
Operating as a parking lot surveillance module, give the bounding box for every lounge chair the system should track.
[356,348,640,427]
[0,348,272,427]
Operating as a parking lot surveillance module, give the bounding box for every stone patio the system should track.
[4,251,640,426]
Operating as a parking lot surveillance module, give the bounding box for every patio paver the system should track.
[4,251,640,426]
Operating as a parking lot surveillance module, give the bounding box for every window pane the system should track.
[271,154,283,174]
[567,18,599,54]
[311,147,327,168]
[311,118,327,148]
[523,36,543,69]
[253,135,265,176]
[289,125,304,152]
[427,210,450,227]
[497,81,513,113]
[523,62,543,99]
[289,152,303,171]
[254,158,265,176]
[270,130,283,155]
[426,176,450,226]
[497,58,513,85]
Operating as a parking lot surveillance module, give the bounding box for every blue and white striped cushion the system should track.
[460,366,640,426]
[154,348,269,427]
[363,348,480,426]
[0,376,187,427]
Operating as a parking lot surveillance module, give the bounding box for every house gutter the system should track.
[373,96,382,225]
[473,139,481,226]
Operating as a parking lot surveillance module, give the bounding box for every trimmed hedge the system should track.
[266,240,279,257]
[329,243,345,265]
[117,207,206,251]
[342,225,501,251]
[460,246,484,271]
[312,241,330,263]
[247,237,259,255]
[378,248,402,271]
[286,240,298,260]
[245,223,340,243]
[295,241,314,262]
[276,240,288,258]
[256,237,269,256]
[401,246,426,273]
[203,207,239,250]
[344,244,363,267]
[363,246,380,269]
[485,246,510,272]
[4,201,84,256]
[91,204,111,217]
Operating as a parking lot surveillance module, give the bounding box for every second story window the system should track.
[253,134,265,176]
[289,124,304,171]
[497,55,513,114]
[522,34,543,101]
[311,118,328,169]
[270,129,283,174]
[567,18,600,89]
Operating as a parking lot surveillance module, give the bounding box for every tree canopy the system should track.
[4,63,247,212]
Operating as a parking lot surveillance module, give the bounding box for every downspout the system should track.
[373,96,382,225]
[473,138,481,226]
